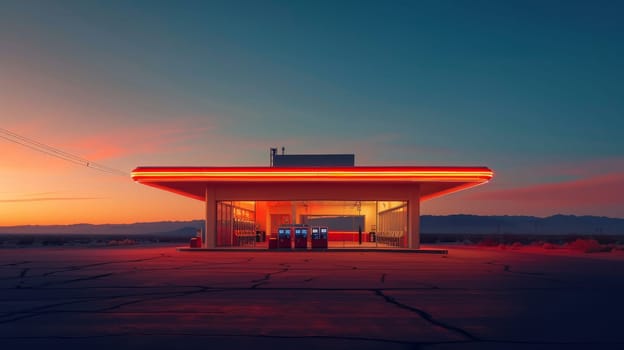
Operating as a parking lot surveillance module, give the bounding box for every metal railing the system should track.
[375,231,404,248]
[234,231,256,247]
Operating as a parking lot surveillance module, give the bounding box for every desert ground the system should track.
[1,245,623,349]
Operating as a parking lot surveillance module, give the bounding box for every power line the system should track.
[0,127,129,177]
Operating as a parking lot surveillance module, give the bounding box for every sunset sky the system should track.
[1,0,623,225]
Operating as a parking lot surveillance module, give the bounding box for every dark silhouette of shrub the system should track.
[567,239,602,253]
[478,238,498,247]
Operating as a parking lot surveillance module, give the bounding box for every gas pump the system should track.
[320,227,328,248]
[312,226,328,249]
[278,226,292,249]
[295,226,308,249]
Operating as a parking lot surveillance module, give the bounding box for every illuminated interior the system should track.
[214,200,409,248]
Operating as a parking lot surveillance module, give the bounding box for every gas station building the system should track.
[131,153,493,250]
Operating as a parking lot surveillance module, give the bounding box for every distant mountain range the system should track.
[421,215,624,235]
[1,215,623,235]
[0,220,205,236]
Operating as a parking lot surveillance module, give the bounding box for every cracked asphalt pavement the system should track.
[1,245,624,349]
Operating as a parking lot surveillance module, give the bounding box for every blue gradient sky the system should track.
[1,0,623,223]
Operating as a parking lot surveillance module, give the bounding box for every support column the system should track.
[204,186,216,248]
[407,185,421,249]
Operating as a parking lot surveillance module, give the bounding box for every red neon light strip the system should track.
[131,166,493,183]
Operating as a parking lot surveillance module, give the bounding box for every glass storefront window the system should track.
[215,200,408,248]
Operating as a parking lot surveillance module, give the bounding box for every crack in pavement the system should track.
[1,287,215,317]
[334,264,358,270]
[41,255,168,277]
[0,287,212,324]
[0,299,95,323]
[16,273,116,289]
[39,273,114,287]
[0,332,427,347]
[374,289,481,341]
[484,260,566,283]
[0,261,31,267]
[206,257,256,265]
[250,266,290,288]
[13,268,31,288]
[250,281,268,289]
[91,288,210,313]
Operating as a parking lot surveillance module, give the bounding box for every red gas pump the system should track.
[278,226,292,249]
[311,226,328,249]
[295,226,308,249]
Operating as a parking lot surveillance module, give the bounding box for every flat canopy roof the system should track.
[132,166,493,201]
